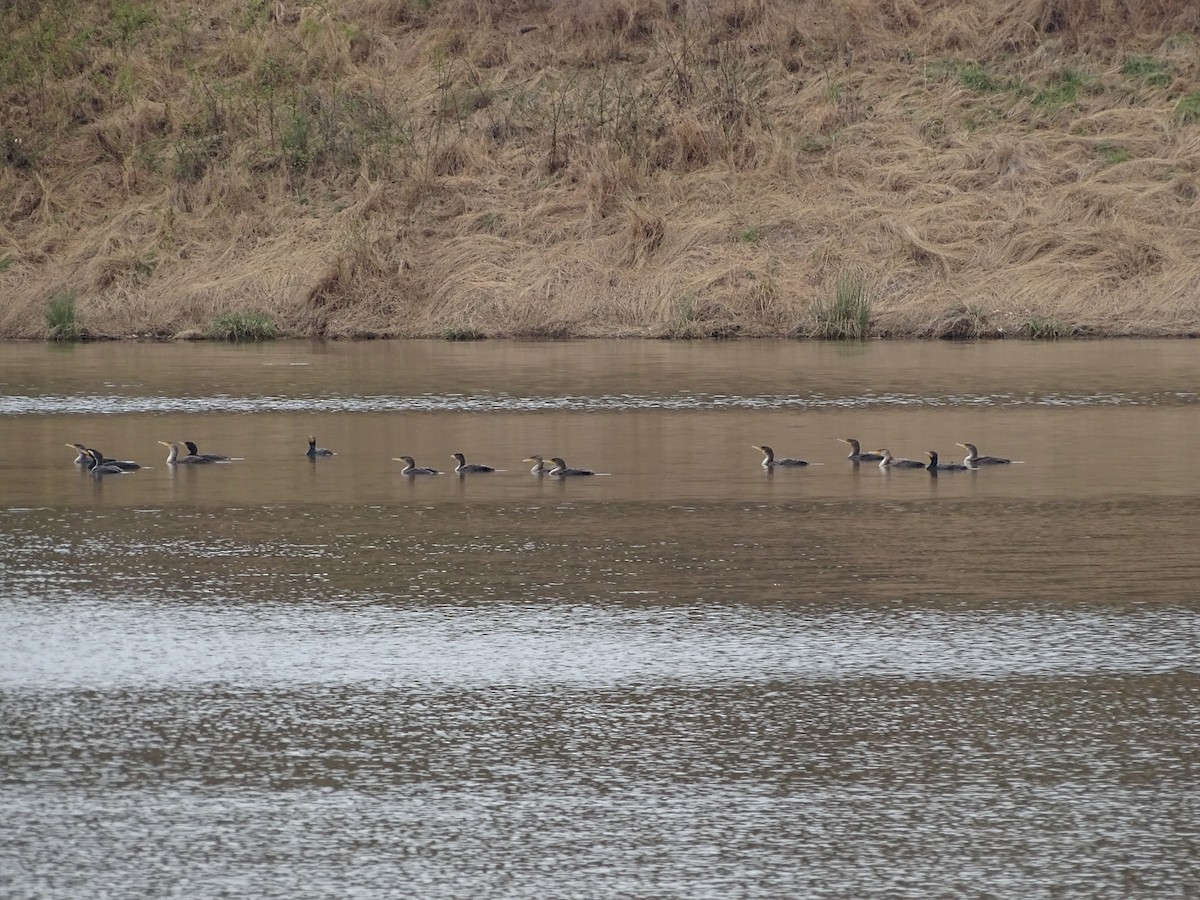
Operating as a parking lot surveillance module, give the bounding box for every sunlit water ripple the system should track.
[2,388,1197,414]
[1,596,1195,692]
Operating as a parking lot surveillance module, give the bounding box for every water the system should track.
[1,340,1198,898]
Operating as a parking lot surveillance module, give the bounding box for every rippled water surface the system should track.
[2,340,1198,898]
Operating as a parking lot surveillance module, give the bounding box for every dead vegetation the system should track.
[1,0,1200,339]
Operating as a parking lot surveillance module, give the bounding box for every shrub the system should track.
[208,311,278,342]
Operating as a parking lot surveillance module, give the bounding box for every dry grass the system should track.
[1,0,1200,339]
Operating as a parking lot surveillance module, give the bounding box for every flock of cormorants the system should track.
[755,438,1014,473]
[69,436,1013,478]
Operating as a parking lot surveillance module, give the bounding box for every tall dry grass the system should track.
[1,0,1199,339]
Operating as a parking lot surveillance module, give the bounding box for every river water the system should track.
[1,339,1197,898]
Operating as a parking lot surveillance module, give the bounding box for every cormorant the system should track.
[753,445,808,468]
[394,456,440,475]
[957,442,1012,466]
[451,452,496,474]
[307,436,335,457]
[548,457,594,476]
[876,449,926,469]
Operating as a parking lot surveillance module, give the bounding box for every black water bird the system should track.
[159,441,214,464]
[393,456,440,475]
[753,445,808,468]
[67,443,140,470]
[876,449,926,469]
[84,448,130,476]
[837,438,884,462]
[957,442,1012,466]
[548,457,594,476]
[184,440,232,462]
[926,450,969,473]
[451,452,496,474]
[307,436,335,458]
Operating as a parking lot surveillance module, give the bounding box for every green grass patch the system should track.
[1025,316,1069,340]
[208,311,278,342]
[1175,92,1200,124]
[934,60,1023,95]
[1033,68,1084,109]
[957,63,1002,92]
[441,326,486,341]
[1121,56,1171,87]
[0,254,14,273]
[737,226,763,243]
[46,290,83,341]
[814,270,871,340]
[1096,141,1131,166]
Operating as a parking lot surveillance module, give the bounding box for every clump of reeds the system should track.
[208,311,278,342]
[813,270,871,340]
[46,290,83,341]
[1024,315,1070,340]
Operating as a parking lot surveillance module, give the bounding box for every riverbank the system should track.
[2,0,1200,340]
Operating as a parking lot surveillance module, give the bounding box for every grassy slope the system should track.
[2,0,1200,340]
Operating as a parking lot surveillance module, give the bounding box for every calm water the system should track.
[1,340,1198,898]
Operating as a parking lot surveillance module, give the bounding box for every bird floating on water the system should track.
[393,456,440,476]
[307,436,335,458]
[753,445,808,468]
[957,442,1012,466]
[876,449,926,469]
[548,457,594,476]
[184,440,232,462]
[837,438,884,462]
[159,441,213,464]
[67,443,140,470]
[524,455,551,475]
[451,452,496,474]
[926,450,969,473]
[84,448,130,476]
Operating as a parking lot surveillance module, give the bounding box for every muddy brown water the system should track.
[2,339,1197,898]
